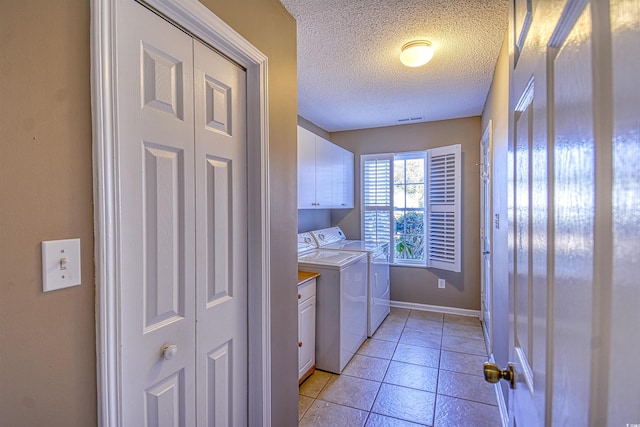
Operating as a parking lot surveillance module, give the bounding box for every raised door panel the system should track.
[507,0,568,424]
[512,80,539,424]
[116,2,196,424]
[297,126,317,208]
[193,40,248,426]
[480,124,493,351]
[550,6,596,425]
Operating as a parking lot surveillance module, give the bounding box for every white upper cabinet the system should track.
[297,126,354,209]
[313,134,334,208]
[297,126,317,208]
[338,149,354,208]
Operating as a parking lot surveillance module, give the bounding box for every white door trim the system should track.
[90,1,271,425]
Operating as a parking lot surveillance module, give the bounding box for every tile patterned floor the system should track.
[298,308,501,427]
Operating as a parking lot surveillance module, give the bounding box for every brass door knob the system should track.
[483,362,515,389]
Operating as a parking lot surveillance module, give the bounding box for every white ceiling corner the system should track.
[279,0,508,132]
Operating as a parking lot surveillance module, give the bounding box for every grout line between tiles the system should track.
[300,309,496,426]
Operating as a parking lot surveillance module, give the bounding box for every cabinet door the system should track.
[313,136,334,208]
[340,149,354,208]
[328,142,344,208]
[297,126,317,209]
[298,295,316,379]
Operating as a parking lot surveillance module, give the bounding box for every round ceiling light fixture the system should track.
[400,40,434,67]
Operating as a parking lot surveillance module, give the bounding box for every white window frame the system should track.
[361,144,461,272]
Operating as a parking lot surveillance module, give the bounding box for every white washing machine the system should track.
[297,232,368,374]
[310,227,390,337]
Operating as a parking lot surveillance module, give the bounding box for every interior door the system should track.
[504,0,640,425]
[193,39,248,426]
[117,2,248,424]
[480,122,493,351]
[507,0,579,424]
[117,3,196,424]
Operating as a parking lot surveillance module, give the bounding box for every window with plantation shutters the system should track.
[427,144,461,272]
[360,144,461,272]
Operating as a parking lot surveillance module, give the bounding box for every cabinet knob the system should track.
[298,341,303,347]
[298,293,302,299]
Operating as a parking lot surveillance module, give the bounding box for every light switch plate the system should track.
[438,278,446,289]
[42,238,81,292]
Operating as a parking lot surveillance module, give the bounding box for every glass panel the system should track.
[393,236,404,260]
[405,159,424,184]
[404,234,425,260]
[394,159,405,184]
[405,184,424,208]
[394,184,406,208]
[394,211,405,233]
[394,210,425,261]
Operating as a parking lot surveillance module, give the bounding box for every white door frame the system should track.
[90,0,271,425]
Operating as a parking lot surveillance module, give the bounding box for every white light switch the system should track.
[42,238,81,292]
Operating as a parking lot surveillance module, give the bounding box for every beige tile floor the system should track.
[298,308,501,427]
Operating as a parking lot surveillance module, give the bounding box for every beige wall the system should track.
[330,117,482,310]
[0,0,299,425]
[481,32,510,403]
[0,1,96,425]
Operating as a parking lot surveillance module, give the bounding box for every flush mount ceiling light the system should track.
[400,40,434,67]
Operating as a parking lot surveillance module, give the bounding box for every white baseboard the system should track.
[390,300,481,318]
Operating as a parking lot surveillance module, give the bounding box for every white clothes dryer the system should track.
[310,227,390,336]
[297,232,368,374]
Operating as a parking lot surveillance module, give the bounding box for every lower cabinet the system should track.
[298,277,317,383]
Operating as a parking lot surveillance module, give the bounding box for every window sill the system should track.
[390,262,428,269]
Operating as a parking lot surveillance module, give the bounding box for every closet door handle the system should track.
[161,344,178,360]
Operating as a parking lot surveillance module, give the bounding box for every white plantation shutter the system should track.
[427,144,461,272]
[361,154,393,245]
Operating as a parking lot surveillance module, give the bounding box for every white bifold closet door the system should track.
[116,1,248,425]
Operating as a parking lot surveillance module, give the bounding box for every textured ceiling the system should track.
[279,0,508,132]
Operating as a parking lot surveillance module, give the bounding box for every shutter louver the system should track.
[427,145,461,272]
[363,160,391,206]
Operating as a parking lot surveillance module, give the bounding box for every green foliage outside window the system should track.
[394,211,425,260]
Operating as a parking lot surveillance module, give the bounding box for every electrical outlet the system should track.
[438,279,445,289]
